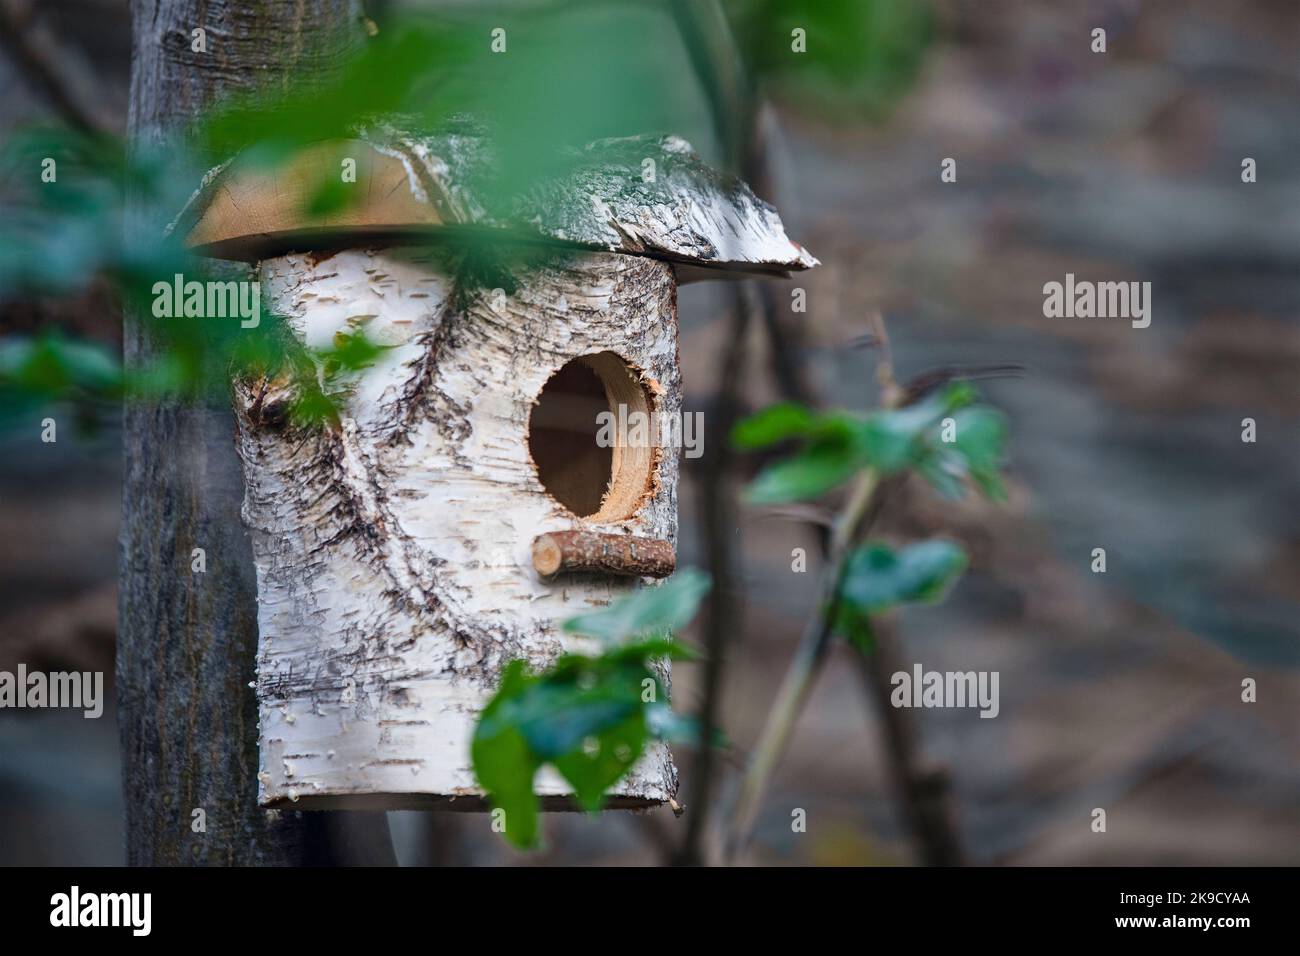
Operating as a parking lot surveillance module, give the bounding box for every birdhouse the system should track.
[179,125,816,811]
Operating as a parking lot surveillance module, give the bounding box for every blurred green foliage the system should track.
[841,540,969,614]
[734,385,1007,653]
[734,382,1007,505]
[471,569,710,849]
[835,539,968,652]
[0,9,694,432]
[728,0,933,118]
[0,1,934,432]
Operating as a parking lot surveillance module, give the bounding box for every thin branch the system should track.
[722,332,975,864]
[720,316,898,862]
[901,363,1026,404]
[850,619,964,865]
[758,280,816,406]
[672,0,971,868]
[721,465,889,863]
[669,0,758,867]
[677,284,751,865]
[668,0,753,171]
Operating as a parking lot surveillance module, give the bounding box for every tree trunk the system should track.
[118,0,390,865]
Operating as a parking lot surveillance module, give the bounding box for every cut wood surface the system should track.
[184,140,444,258]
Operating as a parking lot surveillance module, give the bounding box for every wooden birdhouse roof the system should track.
[177,121,817,280]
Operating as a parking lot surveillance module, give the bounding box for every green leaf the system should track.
[950,406,1008,500]
[553,712,646,812]
[745,436,863,504]
[470,660,543,849]
[916,404,1008,501]
[499,675,641,762]
[605,636,698,665]
[739,386,984,504]
[563,569,711,643]
[318,329,389,377]
[0,335,123,397]
[735,0,934,120]
[302,152,365,219]
[839,539,968,615]
[473,658,650,823]
[834,604,876,655]
[915,450,967,500]
[743,413,864,504]
[473,569,710,846]
[731,401,817,449]
[288,386,342,428]
[858,382,974,473]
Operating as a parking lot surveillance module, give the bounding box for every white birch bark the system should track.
[236,246,680,809]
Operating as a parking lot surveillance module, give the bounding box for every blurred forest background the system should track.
[0,0,1297,865]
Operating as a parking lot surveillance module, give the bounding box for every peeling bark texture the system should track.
[532,531,675,579]
[119,0,376,865]
[237,247,681,809]
[181,125,818,278]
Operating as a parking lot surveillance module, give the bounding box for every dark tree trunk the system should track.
[117,0,393,865]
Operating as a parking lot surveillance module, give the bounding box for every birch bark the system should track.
[237,247,681,809]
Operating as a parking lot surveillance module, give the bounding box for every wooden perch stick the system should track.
[532,531,675,579]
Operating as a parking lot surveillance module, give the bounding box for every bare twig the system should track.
[901,364,1026,404]
[721,464,886,863]
[531,531,675,579]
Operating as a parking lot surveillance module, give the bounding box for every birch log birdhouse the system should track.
[180,125,816,811]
